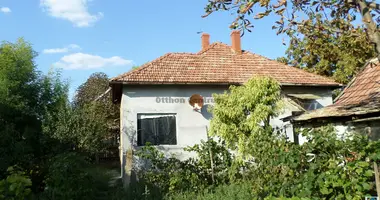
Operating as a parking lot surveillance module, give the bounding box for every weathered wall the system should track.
[119,85,334,183]
[333,121,380,140]
[272,86,334,144]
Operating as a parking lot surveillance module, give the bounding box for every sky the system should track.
[0,0,287,99]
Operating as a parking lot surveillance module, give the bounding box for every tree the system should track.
[207,76,379,198]
[73,72,119,131]
[54,72,119,159]
[74,72,110,107]
[209,76,282,157]
[284,19,375,83]
[0,39,69,191]
[53,103,109,156]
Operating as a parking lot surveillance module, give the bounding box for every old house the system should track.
[109,31,340,184]
[291,58,380,139]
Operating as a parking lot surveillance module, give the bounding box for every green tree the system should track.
[284,19,375,84]
[73,72,119,131]
[53,72,119,159]
[205,76,379,199]
[74,72,110,107]
[53,103,109,156]
[0,38,69,191]
[209,76,282,157]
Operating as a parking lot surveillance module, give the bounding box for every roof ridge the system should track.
[197,42,229,55]
[110,42,341,87]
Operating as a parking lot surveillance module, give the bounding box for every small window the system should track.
[137,114,177,146]
[298,99,323,111]
[286,94,323,111]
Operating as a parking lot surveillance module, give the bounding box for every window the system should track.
[286,94,323,111]
[137,114,177,146]
[298,99,323,111]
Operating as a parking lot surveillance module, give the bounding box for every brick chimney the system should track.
[201,33,210,50]
[231,30,241,54]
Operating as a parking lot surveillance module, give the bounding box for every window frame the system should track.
[136,113,178,146]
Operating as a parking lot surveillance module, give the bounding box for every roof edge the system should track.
[109,81,240,86]
[109,81,341,88]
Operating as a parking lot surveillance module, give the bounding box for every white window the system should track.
[137,114,177,146]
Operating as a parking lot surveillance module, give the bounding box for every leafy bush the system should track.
[134,139,241,197]
[0,166,32,200]
[245,126,378,199]
[206,76,379,199]
[164,127,379,200]
[166,181,255,200]
[133,77,380,200]
[41,152,95,200]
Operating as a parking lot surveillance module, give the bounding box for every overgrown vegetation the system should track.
[131,125,380,200]
[132,139,242,199]
[1,38,380,200]
[0,39,120,199]
[128,77,380,200]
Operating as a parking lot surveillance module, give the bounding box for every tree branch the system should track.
[239,2,254,14]
[366,1,380,10]
[202,12,212,18]
[357,0,380,55]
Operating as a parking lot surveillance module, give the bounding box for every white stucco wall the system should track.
[120,85,224,162]
[332,122,380,140]
[119,85,334,181]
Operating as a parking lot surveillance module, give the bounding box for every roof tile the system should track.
[111,42,339,86]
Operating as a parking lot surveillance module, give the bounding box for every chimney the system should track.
[201,33,210,50]
[231,30,241,54]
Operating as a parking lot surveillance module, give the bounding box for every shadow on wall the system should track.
[200,104,212,120]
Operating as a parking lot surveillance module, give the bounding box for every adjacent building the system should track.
[291,58,380,139]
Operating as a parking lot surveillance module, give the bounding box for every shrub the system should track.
[41,152,95,200]
[133,77,380,199]
[0,166,32,200]
[134,139,242,197]
[166,181,255,200]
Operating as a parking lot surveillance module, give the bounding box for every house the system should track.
[290,58,380,139]
[109,31,340,185]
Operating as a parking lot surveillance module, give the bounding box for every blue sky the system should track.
[0,0,287,98]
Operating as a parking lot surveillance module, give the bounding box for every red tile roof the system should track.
[111,42,340,87]
[293,59,380,122]
[335,61,380,106]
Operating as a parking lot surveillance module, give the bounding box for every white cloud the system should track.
[1,7,11,13]
[43,44,81,54]
[54,53,133,70]
[40,0,103,27]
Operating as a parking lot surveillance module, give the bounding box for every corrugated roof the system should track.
[110,42,340,87]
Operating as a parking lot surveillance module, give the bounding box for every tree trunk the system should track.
[357,0,380,56]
